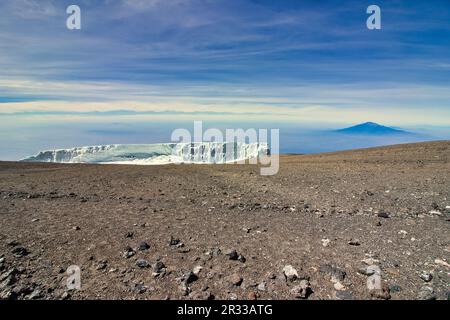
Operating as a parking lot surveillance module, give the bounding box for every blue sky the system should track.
[0,0,449,126]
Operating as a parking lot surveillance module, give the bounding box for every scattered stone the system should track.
[237,255,246,263]
[429,210,442,216]
[134,283,147,294]
[282,265,299,282]
[179,283,190,296]
[319,264,346,282]
[333,281,345,291]
[445,206,450,213]
[369,284,391,300]
[125,232,133,238]
[184,272,199,284]
[348,239,360,246]
[257,282,266,291]
[0,268,18,287]
[434,259,450,268]
[417,286,436,300]
[169,236,184,248]
[153,261,166,274]
[27,288,42,300]
[227,274,243,286]
[96,260,108,270]
[389,284,402,293]
[11,246,29,257]
[72,226,81,231]
[193,265,203,276]
[247,291,258,300]
[290,280,312,299]
[138,241,150,251]
[419,271,433,282]
[321,238,331,247]
[123,246,136,259]
[61,291,71,300]
[377,212,390,219]
[225,249,239,260]
[136,259,150,268]
[358,266,375,276]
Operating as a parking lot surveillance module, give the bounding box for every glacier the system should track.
[20,142,269,165]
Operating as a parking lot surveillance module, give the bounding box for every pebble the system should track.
[290,280,312,299]
[135,259,150,268]
[169,237,184,248]
[193,265,203,276]
[321,238,331,247]
[134,283,147,294]
[227,273,243,286]
[348,239,360,246]
[419,271,433,282]
[333,281,345,291]
[282,265,299,282]
[237,255,246,263]
[184,272,199,284]
[225,249,239,260]
[369,285,391,300]
[96,260,108,270]
[138,241,150,251]
[27,288,42,300]
[11,246,29,257]
[153,261,166,274]
[247,291,258,300]
[389,284,402,293]
[319,264,346,282]
[123,246,136,259]
[257,282,266,291]
[434,259,450,268]
[377,212,390,218]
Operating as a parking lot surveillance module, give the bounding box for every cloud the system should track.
[0,0,449,127]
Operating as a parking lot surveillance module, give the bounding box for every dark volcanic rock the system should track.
[320,264,346,282]
[138,241,150,251]
[11,246,29,257]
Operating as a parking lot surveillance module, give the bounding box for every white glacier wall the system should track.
[20,142,269,165]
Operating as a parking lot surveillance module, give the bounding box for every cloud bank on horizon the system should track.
[0,0,449,126]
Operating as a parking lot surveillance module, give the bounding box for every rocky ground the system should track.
[0,141,449,300]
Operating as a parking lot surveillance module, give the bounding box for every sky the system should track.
[0,0,449,159]
[0,0,449,124]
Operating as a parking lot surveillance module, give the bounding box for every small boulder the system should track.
[282,265,299,282]
[290,280,312,299]
[136,259,150,268]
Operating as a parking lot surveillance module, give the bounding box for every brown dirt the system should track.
[0,141,449,300]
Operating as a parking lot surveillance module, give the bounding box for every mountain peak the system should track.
[336,122,407,135]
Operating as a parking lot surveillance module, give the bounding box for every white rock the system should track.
[193,265,203,276]
[321,238,331,247]
[283,265,299,281]
[333,281,345,291]
[434,259,450,268]
[257,282,266,291]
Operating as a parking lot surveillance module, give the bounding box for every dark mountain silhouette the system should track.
[335,122,409,135]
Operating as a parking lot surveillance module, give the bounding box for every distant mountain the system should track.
[335,122,409,135]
